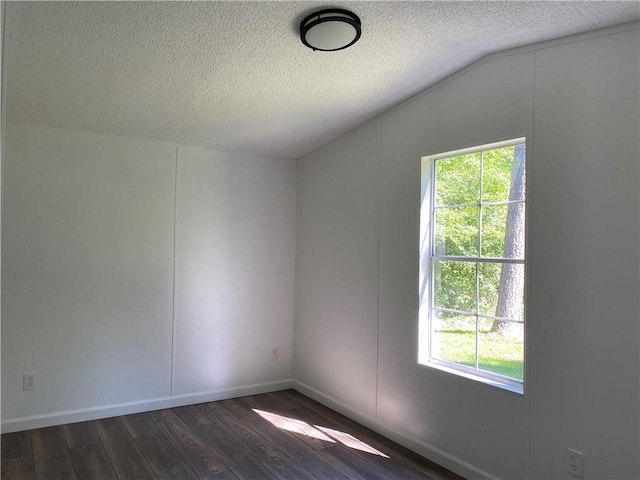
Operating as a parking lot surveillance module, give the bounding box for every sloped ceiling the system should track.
[5,1,639,159]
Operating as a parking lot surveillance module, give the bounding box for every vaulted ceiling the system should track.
[5,1,639,159]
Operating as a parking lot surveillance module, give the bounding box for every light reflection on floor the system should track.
[252,409,389,458]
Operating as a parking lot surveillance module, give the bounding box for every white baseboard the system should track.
[1,379,293,433]
[292,380,498,480]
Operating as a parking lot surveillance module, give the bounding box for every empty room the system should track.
[1,2,639,479]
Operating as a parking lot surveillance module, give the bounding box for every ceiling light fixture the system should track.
[300,9,361,52]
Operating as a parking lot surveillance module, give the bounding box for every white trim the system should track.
[424,137,526,162]
[434,307,524,324]
[432,255,524,264]
[292,380,499,480]
[424,360,524,395]
[0,379,293,434]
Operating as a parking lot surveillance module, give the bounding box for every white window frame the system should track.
[419,138,526,394]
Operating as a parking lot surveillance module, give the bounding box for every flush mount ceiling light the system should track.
[300,9,361,52]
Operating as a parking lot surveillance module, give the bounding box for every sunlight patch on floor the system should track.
[253,409,335,442]
[252,409,389,458]
[315,425,389,457]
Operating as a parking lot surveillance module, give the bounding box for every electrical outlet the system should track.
[568,449,583,478]
[23,372,36,391]
[272,347,280,361]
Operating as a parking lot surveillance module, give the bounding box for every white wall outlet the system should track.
[568,448,583,478]
[271,347,280,361]
[23,372,36,391]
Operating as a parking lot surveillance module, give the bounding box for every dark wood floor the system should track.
[1,389,464,480]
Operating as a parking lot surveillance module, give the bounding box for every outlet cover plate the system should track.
[569,448,583,478]
[23,372,36,391]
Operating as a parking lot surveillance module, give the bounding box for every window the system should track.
[419,138,526,393]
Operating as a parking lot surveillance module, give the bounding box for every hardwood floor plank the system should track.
[271,405,432,480]
[284,405,393,458]
[284,401,462,480]
[31,427,76,480]
[358,451,433,480]
[62,422,100,449]
[149,409,229,477]
[253,395,460,480]
[192,424,275,479]
[1,457,36,480]
[321,444,400,480]
[283,400,372,439]
[261,458,317,480]
[246,405,337,452]
[277,389,313,410]
[33,454,77,480]
[93,417,133,444]
[100,438,158,480]
[216,399,257,421]
[227,409,318,464]
[264,391,302,411]
[288,404,395,453]
[68,444,117,480]
[135,433,199,479]
[172,405,213,427]
[239,393,290,416]
[315,415,459,480]
[122,412,161,438]
[198,402,290,463]
[31,427,68,457]
[1,431,32,460]
[1,431,36,480]
[295,449,361,479]
[381,445,465,480]
[226,396,340,461]
[199,471,239,480]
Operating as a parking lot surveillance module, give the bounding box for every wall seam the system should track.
[0,0,6,432]
[291,159,299,381]
[527,47,536,480]
[375,118,382,420]
[170,146,179,397]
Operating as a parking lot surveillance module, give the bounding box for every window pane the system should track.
[478,318,524,381]
[481,203,525,259]
[478,262,524,320]
[431,311,476,368]
[435,206,479,256]
[481,204,507,257]
[478,262,500,317]
[482,144,526,203]
[435,153,480,206]
[434,260,476,312]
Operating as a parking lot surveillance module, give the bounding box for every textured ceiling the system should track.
[5,1,639,159]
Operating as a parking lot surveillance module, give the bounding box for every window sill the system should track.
[421,360,524,395]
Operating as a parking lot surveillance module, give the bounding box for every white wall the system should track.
[528,30,640,479]
[295,120,381,418]
[1,123,296,429]
[294,25,639,479]
[2,124,176,420]
[174,147,295,395]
